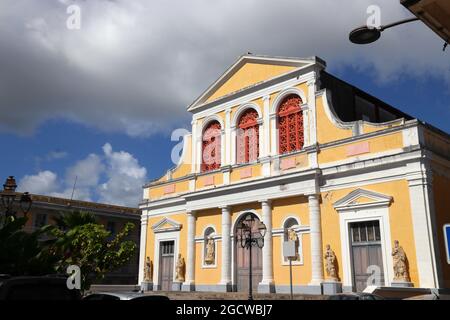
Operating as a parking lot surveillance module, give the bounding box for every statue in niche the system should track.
[287,228,300,261]
[204,236,215,265]
[324,244,339,281]
[175,254,185,282]
[288,228,298,242]
[392,240,410,282]
[144,256,153,282]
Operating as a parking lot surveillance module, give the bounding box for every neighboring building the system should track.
[22,193,141,285]
[401,0,450,44]
[139,54,450,294]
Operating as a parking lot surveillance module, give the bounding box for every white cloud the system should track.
[0,0,448,137]
[65,153,104,188]
[98,143,147,207]
[18,143,147,207]
[18,170,59,195]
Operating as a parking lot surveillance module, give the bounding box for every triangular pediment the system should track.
[151,217,182,233]
[187,54,319,111]
[333,189,392,211]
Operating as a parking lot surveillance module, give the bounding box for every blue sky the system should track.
[0,0,448,207]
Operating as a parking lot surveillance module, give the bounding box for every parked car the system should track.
[0,275,82,300]
[327,292,385,300]
[83,292,170,301]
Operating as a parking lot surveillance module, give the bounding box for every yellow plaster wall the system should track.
[431,170,450,288]
[362,121,403,135]
[271,196,311,285]
[318,132,404,165]
[230,164,262,183]
[206,63,297,103]
[195,172,224,189]
[319,180,419,286]
[194,208,222,284]
[145,212,188,276]
[171,135,193,179]
[316,95,353,144]
[148,179,190,200]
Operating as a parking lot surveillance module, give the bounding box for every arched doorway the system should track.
[234,213,263,292]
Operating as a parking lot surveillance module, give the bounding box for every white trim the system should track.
[151,217,182,233]
[153,231,180,288]
[199,115,225,173]
[444,224,450,265]
[191,71,318,121]
[201,226,218,269]
[270,87,307,114]
[334,192,394,289]
[269,87,308,156]
[279,216,304,266]
[138,215,148,284]
[188,55,318,112]
[231,102,263,126]
[333,188,393,211]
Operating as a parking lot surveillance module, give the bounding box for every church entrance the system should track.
[349,221,385,292]
[234,213,263,293]
[158,240,174,291]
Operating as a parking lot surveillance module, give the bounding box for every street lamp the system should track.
[0,176,33,218]
[349,17,419,44]
[236,214,267,300]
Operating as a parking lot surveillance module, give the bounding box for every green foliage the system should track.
[0,210,137,293]
[0,215,56,276]
[46,212,137,291]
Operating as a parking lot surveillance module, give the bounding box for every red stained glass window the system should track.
[278,95,304,154]
[202,121,221,172]
[237,109,259,164]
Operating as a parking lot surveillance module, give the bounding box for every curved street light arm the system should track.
[380,17,420,31]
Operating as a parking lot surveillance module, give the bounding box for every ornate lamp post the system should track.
[236,214,267,300]
[0,176,33,219]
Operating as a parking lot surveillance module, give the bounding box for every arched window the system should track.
[237,109,259,164]
[203,227,216,266]
[202,121,221,172]
[283,217,301,263]
[277,95,304,154]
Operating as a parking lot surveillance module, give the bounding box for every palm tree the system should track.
[53,210,97,230]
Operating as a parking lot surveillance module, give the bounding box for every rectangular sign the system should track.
[444,224,450,264]
[283,241,297,258]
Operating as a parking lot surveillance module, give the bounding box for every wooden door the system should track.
[158,241,174,291]
[349,221,385,292]
[235,214,263,292]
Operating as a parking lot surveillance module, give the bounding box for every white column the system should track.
[262,95,271,157]
[259,200,274,292]
[407,166,440,288]
[183,210,196,290]
[219,205,232,290]
[308,194,324,286]
[307,77,318,145]
[225,109,232,165]
[138,214,148,285]
[220,129,226,167]
[191,119,197,173]
[270,114,277,156]
[196,135,202,173]
[230,127,237,165]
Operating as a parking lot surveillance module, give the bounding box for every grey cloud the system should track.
[0,0,448,137]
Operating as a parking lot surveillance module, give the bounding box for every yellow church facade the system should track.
[138,54,450,294]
